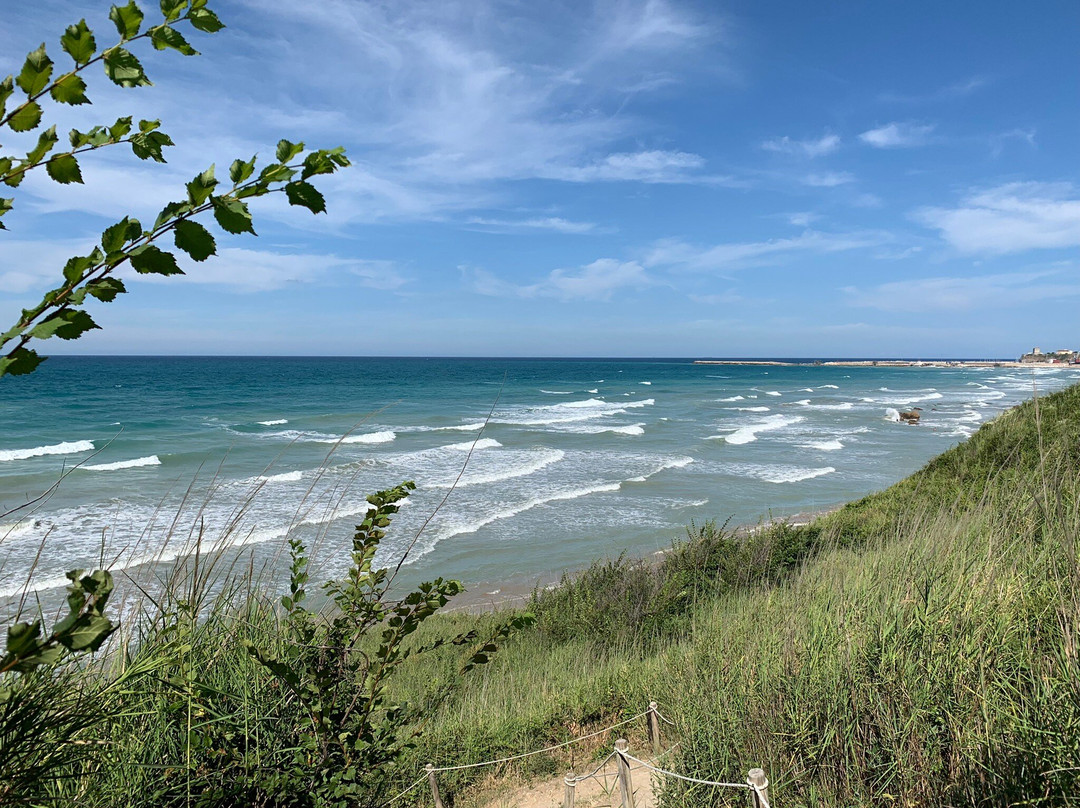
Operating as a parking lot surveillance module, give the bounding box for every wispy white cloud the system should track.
[989,128,1037,158]
[859,122,935,148]
[843,269,1080,311]
[466,217,601,234]
[801,171,855,187]
[644,229,888,272]
[878,77,987,104]
[915,182,1080,254]
[467,258,652,300]
[761,133,841,158]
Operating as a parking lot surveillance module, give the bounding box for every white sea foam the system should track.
[891,392,943,405]
[718,414,805,445]
[885,408,901,422]
[800,388,814,392]
[443,438,502,451]
[428,448,565,489]
[497,398,653,426]
[0,440,95,463]
[437,422,488,431]
[821,384,839,389]
[640,381,652,385]
[319,431,396,445]
[587,389,599,393]
[258,470,303,483]
[717,396,745,402]
[766,391,782,396]
[258,419,288,426]
[540,390,572,395]
[81,455,161,472]
[810,402,854,411]
[0,521,39,539]
[801,440,844,451]
[793,399,812,406]
[728,406,770,412]
[759,466,835,484]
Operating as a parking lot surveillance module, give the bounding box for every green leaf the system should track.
[160,0,189,22]
[188,7,225,33]
[109,1,145,40]
[17,44,53,96]
[8,101,43,132]
[62,254,94,285]
[86,277,127,302]
[229,155,256,184]
[0,197,12,228]
[153,200,190,230]
[109,115,134,140]
[101,217,141,252]
[129,244,183,275]
[58,614,115,652]
[30,309,100,341]
[258,163,295,184]
[174,219,215,261]
[61,20,97,65]
[151,25,198,56]
[0,348,45,377]
[276,139,304,163]
[185,164,217,205]
[26,126,59,163]
[50,73,90,105]
[285,181,326,214]
[129,129,173,162]
[46,154,83,184]
[212,196,256,235]
[0,76,14,118]
[103,47,151,88]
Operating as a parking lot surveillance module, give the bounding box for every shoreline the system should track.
[693,359,1080,369]
[446,503,846,614]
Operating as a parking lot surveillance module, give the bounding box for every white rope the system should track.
[430,711,650,772]
[617,751,751,791]
[568,751,618,784]
[751,783,771,808]
[377,774,428,808]
[651,707,677,727]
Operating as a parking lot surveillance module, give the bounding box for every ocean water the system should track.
[0,357,1075,607]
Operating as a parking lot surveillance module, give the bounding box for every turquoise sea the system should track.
[1,357,1075,608]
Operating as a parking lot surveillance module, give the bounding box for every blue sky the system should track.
[2,0,1078,358]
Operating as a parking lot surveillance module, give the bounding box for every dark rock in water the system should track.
[899,407,923,424]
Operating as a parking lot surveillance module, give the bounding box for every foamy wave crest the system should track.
[821,384,839,389]
[715,414,804,445]
[436,422,488,432]
[0,440,94,463]
[640,381,652,385]
[717,396,744,402]
[428,448,564,489]
[261,429,396,445]
[809,402,854,411]
[760,466,835,484]
[885,408,901,422]
[801,440,844,451]
[258,419,288,426]
[540,390,572,395]
[728,406,770,412]
[497,398,653,426]
[81,455,161,471]
[587,388,599,393]
[0,520,39,539]
[443,438,502,451]
[794,399,812,406]
[258,470,303,483]
[765,391,782,396]
[892,392,943,404]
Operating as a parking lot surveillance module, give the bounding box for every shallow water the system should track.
[1,357,1074,605]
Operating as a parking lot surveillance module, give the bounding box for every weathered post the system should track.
[647,701,661,757]
[615,739,635,808]
[564,771,576,808]
[747,768,770,808]
[426,763,445,808]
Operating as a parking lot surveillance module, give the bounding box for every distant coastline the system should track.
[694,359,1080,368]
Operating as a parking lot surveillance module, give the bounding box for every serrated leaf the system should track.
[151,25,198,56]
[160,0,189,22]
[50,73,90,105]
[61,20,96,65]
[188,7,225,33]
[109,1,144,40]
[130,130,173,162]
[129,244,183,275]
[17,44,53,96]
[258,163,294,184]
[46,154,83,184]
[174,219,215,261]
[0,348,45,377]
[30,309,99,341]
[86,277,126,302]
[26,126,59,163]
[103,47,151,88]
[0,76,14,117]
[110,115,133,139]
[276,139,304,163]
[185,164,217,205]
[0,197,12,222]
[229,155,256,184]
[138,118,159,133]
[212,196,255,235]
[153,200,190,230]
[285,181,326,214]
[101,218,135,252]
[8,101,42,132]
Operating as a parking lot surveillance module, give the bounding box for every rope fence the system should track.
[384,701,774,808]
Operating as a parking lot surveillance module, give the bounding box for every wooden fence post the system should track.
[615,739,635,808]
[747,768,769,808]
[426,763,445,808]
[564,770,576,808]
[647,701,661,757]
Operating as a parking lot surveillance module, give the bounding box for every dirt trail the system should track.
[472,755,659,808]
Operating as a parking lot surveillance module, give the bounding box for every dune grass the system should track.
[4,383,1079,806]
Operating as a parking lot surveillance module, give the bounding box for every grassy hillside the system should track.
[8,383,1080,807]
